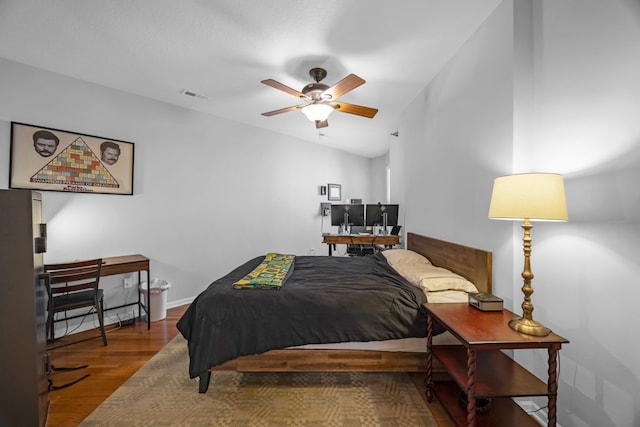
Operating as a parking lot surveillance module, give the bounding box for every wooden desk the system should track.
[425,303,569,426]
[101,255,151,330]
[321,234,400,255]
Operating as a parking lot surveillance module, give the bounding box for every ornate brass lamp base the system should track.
[509,316,551,337]
[508,219,553,337]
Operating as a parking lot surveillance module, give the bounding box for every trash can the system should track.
[139,278,171,322]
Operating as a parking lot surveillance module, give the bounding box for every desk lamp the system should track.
[488,173,568,336]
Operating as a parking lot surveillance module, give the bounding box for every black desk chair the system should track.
[347,245,376,256]
[44,258,107,346]
[347,226,376,256]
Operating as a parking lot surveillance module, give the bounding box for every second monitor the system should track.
[365,204,399,227]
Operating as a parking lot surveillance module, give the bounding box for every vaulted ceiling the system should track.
[0,0,501,157]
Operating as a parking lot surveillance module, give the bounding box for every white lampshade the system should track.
[488,173,568,221]
[301,104,333,122]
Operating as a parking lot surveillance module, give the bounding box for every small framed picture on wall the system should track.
[327,183,341,201]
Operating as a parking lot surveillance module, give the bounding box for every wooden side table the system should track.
[424,303,569,427]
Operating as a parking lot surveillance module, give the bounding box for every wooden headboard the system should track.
[406,233,492,293]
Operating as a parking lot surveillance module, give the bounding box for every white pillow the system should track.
[424,290,473,303]
[416,265,478,293]
[389,260,477,293]
[382,249,432,268]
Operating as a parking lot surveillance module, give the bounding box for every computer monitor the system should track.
[330,204,365,227]
[365,204,399,227]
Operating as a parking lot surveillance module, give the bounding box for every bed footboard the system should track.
[197,349,450,394]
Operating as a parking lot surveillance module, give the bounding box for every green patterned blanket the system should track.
[232,253,295,290]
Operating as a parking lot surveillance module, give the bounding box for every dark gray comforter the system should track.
[177,252,435,378]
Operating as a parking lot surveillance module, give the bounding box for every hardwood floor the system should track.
[46,305,185,426]
[410,372,455,427]
[46,305,453,427]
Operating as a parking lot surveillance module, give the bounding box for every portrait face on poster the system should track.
[9,122,134,195]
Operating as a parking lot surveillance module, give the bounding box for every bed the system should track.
[177,232,492,393]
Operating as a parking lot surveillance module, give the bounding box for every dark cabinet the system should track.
[0,189,49,427]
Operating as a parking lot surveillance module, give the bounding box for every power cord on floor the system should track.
[50,308,95,341]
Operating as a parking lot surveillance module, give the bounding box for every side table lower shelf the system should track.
[433,381,539,427]
[433,346,550,397]
[424,303,568,427]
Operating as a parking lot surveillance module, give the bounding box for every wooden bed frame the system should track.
[198,233,492,393]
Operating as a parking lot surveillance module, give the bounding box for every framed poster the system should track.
[9,122,134,195]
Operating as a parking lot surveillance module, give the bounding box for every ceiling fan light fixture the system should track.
[301,104,333,122]
[261,68,377,128]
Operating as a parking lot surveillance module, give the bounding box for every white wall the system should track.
[369,152,389,205]
[393,0,515,302]
[515,2,640,426]
[0,58,374,322]
[398,1,640,426]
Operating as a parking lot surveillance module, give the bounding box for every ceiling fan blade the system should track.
[323,74,365,99]
[261,105,305,116]
[315,119,329,129]
[261,79,308,99]
[330,102,378,119]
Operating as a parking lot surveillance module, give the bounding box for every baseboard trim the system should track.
[167,296,194,309]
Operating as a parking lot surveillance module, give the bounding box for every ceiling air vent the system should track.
[181,89,208,100]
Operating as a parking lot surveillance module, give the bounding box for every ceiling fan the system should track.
[261,67,378,129]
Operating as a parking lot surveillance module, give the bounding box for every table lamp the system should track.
[488,173,568,336]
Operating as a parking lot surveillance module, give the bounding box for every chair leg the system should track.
[47,308,55,342]
[97,299,108,346]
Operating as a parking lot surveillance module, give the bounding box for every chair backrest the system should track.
[350,225,370,235]
[44,258,102,297]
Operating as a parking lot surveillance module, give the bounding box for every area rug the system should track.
[80,335,437,426]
